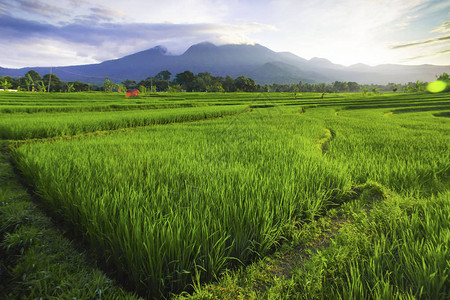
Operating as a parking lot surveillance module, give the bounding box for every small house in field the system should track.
[126,89,139,98]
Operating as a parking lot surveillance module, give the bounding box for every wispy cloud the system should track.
[407,49,450,60]
[0,15,275,47]
[395,22,410,30]
[12,0,65,16]
[431,21,450,33]
[391,36,450,49]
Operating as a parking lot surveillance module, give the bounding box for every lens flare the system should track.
[426,81,447,93]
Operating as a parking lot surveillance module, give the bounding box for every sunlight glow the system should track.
[426,80,447,93]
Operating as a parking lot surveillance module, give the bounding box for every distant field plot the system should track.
[5,91,450,298]
[308,107,449,194]
[1,90,447,113]
[0,92,208,113]
[0,105,248,139]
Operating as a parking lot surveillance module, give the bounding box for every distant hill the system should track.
[1,42,448,85]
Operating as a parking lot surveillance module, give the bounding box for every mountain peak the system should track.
[309,57,332,64]
[185,42,217,50]
[196,41,217,47]
[149,45,168,54]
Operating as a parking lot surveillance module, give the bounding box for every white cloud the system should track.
[1,0,448,67]
[0,39,98,68]
[431,21,450,33]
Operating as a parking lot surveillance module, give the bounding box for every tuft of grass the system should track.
[0,142,140,299]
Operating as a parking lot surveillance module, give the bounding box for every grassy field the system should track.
[1,91,449,299]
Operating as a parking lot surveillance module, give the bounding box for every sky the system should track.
[0,0,449,68]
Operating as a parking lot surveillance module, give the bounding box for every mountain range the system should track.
[1,42,448,85]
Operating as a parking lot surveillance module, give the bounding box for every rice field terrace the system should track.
[1,91,449,299]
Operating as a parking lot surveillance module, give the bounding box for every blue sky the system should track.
[0,0,449,68]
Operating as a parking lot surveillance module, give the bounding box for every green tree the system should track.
[27,74,36,92]
[1,78,12,90]
[315,82,327,93]
[361,87,368,95]
[222,76,236,92]
[154,70,171,81]
[175,71,195,92]
[137,77,153,90]
[405,80,426,93]
[155,80,169,92]
[25,70,42,83]
[197,72,212,86]
[139,85,149,95]
[332,81,348,93]
[37,81,47,92]
[43,73,62,92]
[234,76,256,92]
[168,84,181,93]
[437,72,449,82]
[435,72,450,92]
[122,79,137,90]
[66,82,75,93]
[415,80,426,92]
[25,70,42,92]
[348,82,360,92]
[192,77,207,92]
[206,82,224,92]
[72,81,92,92]
[104,77,114,92]
[15,77,27,91]
[1,76,16,89]
[25,79,31,91]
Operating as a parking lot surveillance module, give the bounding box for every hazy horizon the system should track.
[1,0,449,68]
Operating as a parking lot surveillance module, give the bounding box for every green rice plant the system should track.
[12,107,353,297]
[0,105,248,139]
[6,92,450,298]
[302,107,449,195]
[334,192,449,299]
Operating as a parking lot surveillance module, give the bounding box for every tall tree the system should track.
[155,80,169,92]
[104,76,113,92]
[25,70,42,83]
[222,76,236,92]
[71,81,92,92]
[27,74,35,92]
[175,71,195,92]
[348,82,360,92]
[66,82,75,93]
[235,76,256,92]
[1,78,12,90]
[192,77,207,92]
[122,79,137,90]
[43,74,62,92]
[137,77,153,90]
[154,70,171,81]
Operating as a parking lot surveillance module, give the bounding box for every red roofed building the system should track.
[126,89,139,98]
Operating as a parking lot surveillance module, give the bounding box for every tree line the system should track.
[0,70,92,92]
[118,70,450,94]
[1,69,449,94]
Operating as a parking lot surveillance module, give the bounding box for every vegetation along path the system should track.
[1,91,449,299]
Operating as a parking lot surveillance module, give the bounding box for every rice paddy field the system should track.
[1,91,449,299]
